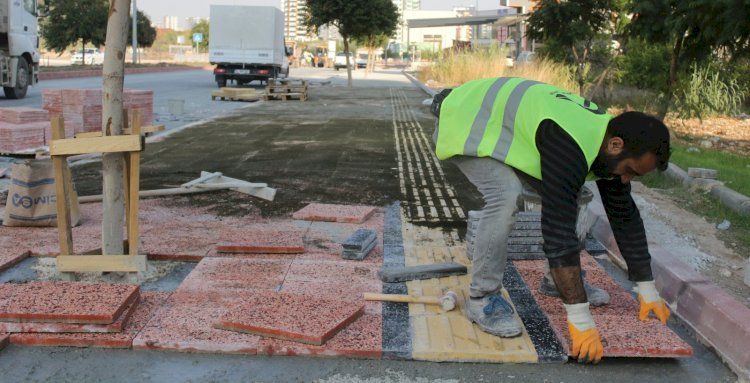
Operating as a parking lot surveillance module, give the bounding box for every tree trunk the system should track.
[657,34,684,122]
[101,0,131,256]
[343,36,352,87]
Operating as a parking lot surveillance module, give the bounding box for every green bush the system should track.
[673,63,746,119]
[619,39,670,92]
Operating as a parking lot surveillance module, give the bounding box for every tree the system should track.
[626,0,750,120]
[355,33,390,74]
[526,0,618,96]
[101,0,131,256]
[191,20,209,51]
[304,0,398,86]
[41,0,108,64]
[128,10,157,48]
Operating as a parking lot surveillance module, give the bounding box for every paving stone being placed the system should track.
[0,282,140,324]
[10,292,168,349]
[293,203,377,224]
[133,292,261,354]
[216,227,305,254]
[377,262,467,283]
[515,254,693,358]
[214,291,365,346]
[0,294,139,333]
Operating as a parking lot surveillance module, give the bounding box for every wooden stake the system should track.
[51,117,73,256]
[127,110,141,256]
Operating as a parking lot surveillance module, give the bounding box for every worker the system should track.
[431,77,672,363]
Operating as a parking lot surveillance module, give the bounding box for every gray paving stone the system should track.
[378,262,467,283]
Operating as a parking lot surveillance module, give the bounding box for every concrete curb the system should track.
[664,163,750,215]
[587,194,750,381]
[402,71,437,97]
[39,65,205,81]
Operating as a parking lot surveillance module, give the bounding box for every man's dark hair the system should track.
[606,111,671,171]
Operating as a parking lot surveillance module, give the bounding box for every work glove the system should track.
[564,302,603,364]
[636,280,670,324]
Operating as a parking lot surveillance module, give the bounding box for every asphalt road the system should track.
[0,67,740,383]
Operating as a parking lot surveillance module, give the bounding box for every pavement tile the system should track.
[516,255,693,358]
[0,250,29,273]
[0,282,139,324]
[258,314,382,359]
[176,258,291,294]
[216,227,305,254]
[292,203,377,224]
[0,294,138,333]
[10,292,168,348]
[285,259,380,285]
[279,279,382,315]
[214,291,365,345]
[132,292,261,354]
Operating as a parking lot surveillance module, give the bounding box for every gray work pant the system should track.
[450,155,524,298]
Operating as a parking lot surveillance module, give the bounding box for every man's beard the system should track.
[591,151,627,179]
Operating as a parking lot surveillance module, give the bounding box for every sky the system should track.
[139,0,502,26]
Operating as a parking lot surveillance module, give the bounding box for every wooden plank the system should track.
[127,111,141,256]
[74,131,103,139]
[50,135,141,156]
[56,255,147,273]
[50,117,74,256]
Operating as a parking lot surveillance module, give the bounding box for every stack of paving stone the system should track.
[42,89,153,135]
[0,107,50,153]
[0,282,142,339]
[341,228,377,260]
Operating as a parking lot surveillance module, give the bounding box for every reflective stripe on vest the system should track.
[434,77,611,180]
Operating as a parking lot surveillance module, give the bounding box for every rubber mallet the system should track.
[363,291,458,311]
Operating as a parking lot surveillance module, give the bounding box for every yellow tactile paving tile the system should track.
[400,221,539,363]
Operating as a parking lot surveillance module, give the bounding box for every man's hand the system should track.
[636,280,670,324]
[564,302,604,364]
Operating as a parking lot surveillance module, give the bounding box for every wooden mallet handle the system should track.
[363,293,442,305]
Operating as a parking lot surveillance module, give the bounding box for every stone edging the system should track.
[664,163,750,216]
[39,65,205,81]
[586,194,750,381]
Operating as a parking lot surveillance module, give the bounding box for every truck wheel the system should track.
[4,59,29,99]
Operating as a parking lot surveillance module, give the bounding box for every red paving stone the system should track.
[10,292,168,348]
[285,259,380,285]
[176,258,291,294]
[515,254,693,358]
[215,291,365,345]
[132,292,261,354]
[0,251,29,273]
[258,314,382,359]
[292,203,377,224]
[0,282,139,324]
[280,280,383,315]
[216,227,305,254]
[0,294,139,333]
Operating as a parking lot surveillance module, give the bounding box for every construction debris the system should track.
[687,167,719,179]
[211,87,260,102]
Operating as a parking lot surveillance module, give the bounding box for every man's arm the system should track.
[536,120,589,304]
[595,178,652,281]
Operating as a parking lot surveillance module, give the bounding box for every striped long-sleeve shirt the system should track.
[517,120,653,281]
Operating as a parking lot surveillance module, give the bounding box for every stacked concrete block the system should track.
[341,229,377,260]
[41,88,153,135]
[0,107,50,153]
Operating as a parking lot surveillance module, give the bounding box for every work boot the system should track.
[539,274,611,306]
[467,292,523,338]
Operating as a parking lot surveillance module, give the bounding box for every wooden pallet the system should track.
[268,78,308,87]
[211,88,260,102]
[262,92,307,101]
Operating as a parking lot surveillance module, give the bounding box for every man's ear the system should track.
[604,137,624,156]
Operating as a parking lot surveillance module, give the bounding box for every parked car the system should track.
[334,52,355,70]
[356,53,368,69]
[70,48,104,65]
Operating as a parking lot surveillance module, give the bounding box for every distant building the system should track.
[392,0,421,43]
[282,0,312,41]
[185,16,207,31]
[163,15,180,31]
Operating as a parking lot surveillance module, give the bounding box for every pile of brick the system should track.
[42,88,153,135]
[0,107,50,153]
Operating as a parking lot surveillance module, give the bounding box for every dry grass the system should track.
[417,48,577,92]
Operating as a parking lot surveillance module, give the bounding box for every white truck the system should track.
[0,0,42,99]
[209,5,289,87]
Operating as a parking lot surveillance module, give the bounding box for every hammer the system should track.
[363,291,458,311]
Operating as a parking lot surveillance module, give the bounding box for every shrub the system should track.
[619,39,670,92]
[672,63,746,119]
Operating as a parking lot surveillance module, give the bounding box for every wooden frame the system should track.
[50,110,146,274]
